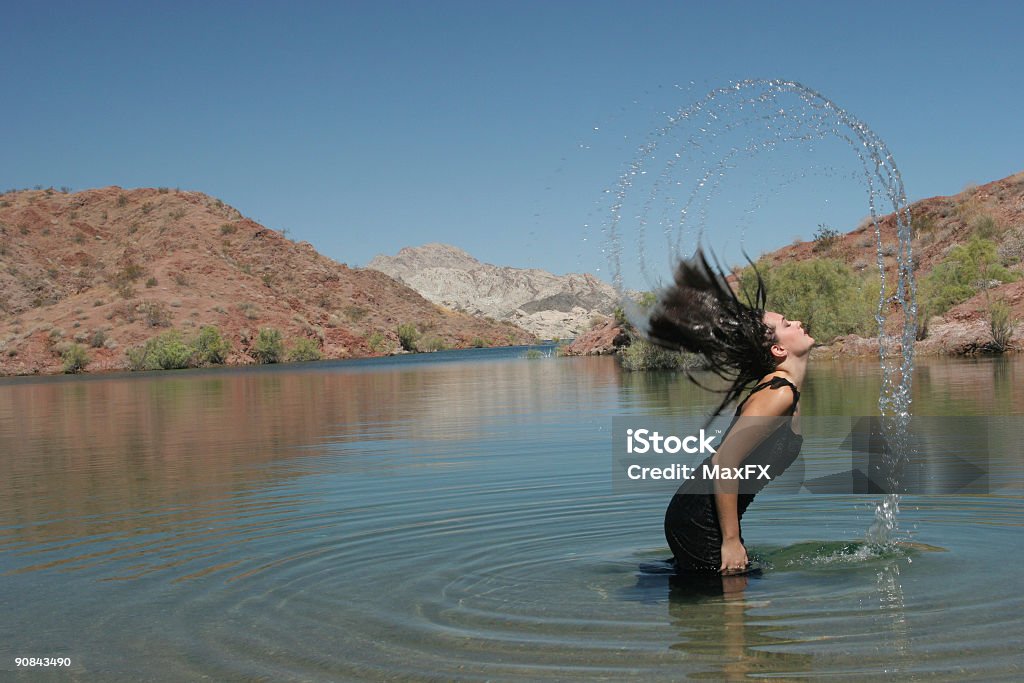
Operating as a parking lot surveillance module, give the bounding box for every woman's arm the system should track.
[712,386,795,571]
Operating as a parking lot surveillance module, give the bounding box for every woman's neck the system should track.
[770,358,807,389]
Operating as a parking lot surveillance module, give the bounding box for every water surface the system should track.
[1,349,1021,680]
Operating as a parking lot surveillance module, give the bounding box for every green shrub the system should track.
[220,223,237,235]
[251,327,284,364]
[62,343,90,373]
[419,335,447,352]
[127,331,192,370]
[988,300,1015,352]
[619,337,698,371]
[89,329,107,348]
[470,337,488,348]
[139,301,172,327]
[812,224,840,251]
[193,325,231,365]
[288,337,322,362]
[397,323,419,351]
[737,257,878,343]
[145,277,158,288]
[920,236,1017,317]
[367,331,386,353]
[971,214,999,239]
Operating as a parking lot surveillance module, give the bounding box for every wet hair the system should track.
[642,247,777,419]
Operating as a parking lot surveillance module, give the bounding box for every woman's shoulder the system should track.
[740,375,799,416]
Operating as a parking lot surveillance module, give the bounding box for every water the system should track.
[1,350,1021,680]
[599,80,917,541]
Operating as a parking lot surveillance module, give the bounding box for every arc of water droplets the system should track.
[602,79,917,543]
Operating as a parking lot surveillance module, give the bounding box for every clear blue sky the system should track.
[3,1,1022,289]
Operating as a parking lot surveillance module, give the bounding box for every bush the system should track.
[619,337,698,371]
[145,277,158,288]
[139,301,172,327]
[920,236,1018,317]
[812,224,840,251]
[988,300,1015,353]
[971,214,999,239]
[397,323,419,351]
[367,331,386,353]
[737,257,878,343]
[89,329,107,348]
[288,337,322,362]
[419,335,447,352]
[193,325,231,365]
[127,331,192,370]
[251,327,284,364]
[62,343,90,373]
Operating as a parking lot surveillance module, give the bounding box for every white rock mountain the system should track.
[367,243,619,339]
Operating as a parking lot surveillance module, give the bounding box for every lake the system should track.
[1,347,1022,680]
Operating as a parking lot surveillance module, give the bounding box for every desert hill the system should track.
[367,243,618,339]
[0,187,535,375]
[567,170,1024,357]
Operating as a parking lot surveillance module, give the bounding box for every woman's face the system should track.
[763,311,814,356]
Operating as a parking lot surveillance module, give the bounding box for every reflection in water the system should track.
[0,353,1021,679]
[656,571,814,680]
[0,357,620,551]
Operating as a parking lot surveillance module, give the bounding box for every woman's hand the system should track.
[720,538,749,574]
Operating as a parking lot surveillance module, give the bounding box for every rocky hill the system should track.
[566,170,1024,357]
[367,243,619,339]
[0,187,535,375]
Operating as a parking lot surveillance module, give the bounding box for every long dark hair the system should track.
[642,248,777,418]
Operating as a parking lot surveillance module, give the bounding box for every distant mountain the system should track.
[0,188,535,375]
[367,243,619,339]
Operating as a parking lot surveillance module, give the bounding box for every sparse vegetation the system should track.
[236,302,260,320]
[139,301,172,327]
[920,236,1017,317]
[419,335,447,352]
[251,327,284,364]
[220,223,237,235]
[367,331,387,353]
[61,343,90,373]
[89,329,107,348]
[971,214,999,239]
[812,224,840,251]
[146,277,158,288]
[619,337,698,371]
[193,325,231,365]
[288,337,322,362]
[127,331,192,370]
[344,305,368,322]
[397,323,419,351]
[988,299,1015,353]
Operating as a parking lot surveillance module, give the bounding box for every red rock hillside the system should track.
[0,187,536,375]
[566,170,1024,357]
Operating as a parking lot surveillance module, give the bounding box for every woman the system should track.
[642,249,813,575]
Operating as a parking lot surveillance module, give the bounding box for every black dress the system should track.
[664,376,803,573]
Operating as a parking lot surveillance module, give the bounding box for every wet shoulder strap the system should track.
[733,376,800,415]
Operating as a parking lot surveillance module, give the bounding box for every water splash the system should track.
[601,79,917,543]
